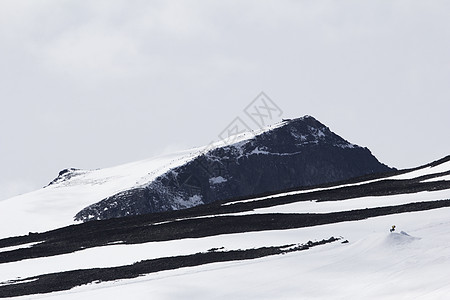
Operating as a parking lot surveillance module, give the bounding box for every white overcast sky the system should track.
[1,0,449,200]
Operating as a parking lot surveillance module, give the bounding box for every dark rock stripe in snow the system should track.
[0,237,340,298]
[1,199,450,265]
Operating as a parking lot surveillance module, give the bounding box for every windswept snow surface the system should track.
[0,148,204,238]
[7,207,450,300]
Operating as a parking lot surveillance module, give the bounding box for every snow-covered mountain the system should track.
[75,116,392,222]
[0,116,392,238]
[0,155,449,299]
[0,148,202,239]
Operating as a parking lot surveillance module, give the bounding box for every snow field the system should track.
[1,163,449,285]
[8,206,450,300]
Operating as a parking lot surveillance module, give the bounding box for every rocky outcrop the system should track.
[74,116,394,222]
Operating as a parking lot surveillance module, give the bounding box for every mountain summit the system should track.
[74,116,393,222]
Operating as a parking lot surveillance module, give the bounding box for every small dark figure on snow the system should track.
[390,225,396,232]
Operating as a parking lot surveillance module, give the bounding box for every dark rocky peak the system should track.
[210,116,356,159]
[272,115,356,149]
[74,115,394,222]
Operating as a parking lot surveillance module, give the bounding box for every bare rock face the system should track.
[75,116,394,222]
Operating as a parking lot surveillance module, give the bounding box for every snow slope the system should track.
[2,186,449,284]
[0,156,449,299]
[229,189,450,215]
[0,148,203,238]
[6,206,450,300]
[389,159,450,180]
[0,157,450,299]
